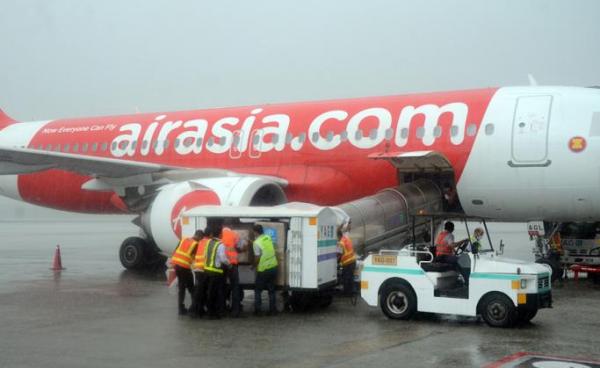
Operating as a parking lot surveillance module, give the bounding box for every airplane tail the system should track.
[0,109,17,130]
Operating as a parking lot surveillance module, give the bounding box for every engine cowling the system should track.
[142,176,287,253]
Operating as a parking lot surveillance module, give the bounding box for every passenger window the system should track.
[451,125,459,137]
[354,130,363,140]
[467,124,477,137]
[46,144,53,151]
[163,139,170,149]
[153,140,159,149]
[340,131,348,141]
[142,140,148,150]
[485,124,495,135]
[272,133,279,145]
[118,141,128,150]
[298,133,306,143]
[73,144,79,153]
[183,137,194,147]
[92,143,98,152]
[416,127,425,139]
[82,143,88,152]
[54,144,61,152]
[385,128,393,140]
[174,138,180,148]
[326,131,334,142]
[369,128,377,140]
[131,141,136,150]
[63,144,70,152]
[311,132,319,142]
[433,126,442,138]
[111,142,117,151]
[285,132,293,144]
[101,142,108,151]
[252,134,260,145]
[219,136,226,145]
[37,144,43,150]
[207,137,214,147]
[196,137,203,147]
[400,128,408,139]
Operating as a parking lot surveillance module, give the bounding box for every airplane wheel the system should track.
[380,282,416,320]
[119,237,147,270]
[480,293,517,328]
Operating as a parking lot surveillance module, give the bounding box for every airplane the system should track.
[1,86,599,269]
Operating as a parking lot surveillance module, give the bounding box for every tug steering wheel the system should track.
[454,239,470,256]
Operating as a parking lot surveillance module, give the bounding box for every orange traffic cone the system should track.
[51,245,65,271]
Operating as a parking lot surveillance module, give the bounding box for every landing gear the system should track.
[119,237,166,271]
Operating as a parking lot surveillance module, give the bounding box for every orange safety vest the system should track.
[435,230,453,256]
[221,227,239,265]
[192,237,210,270]
[340,235,356,266]
[171,237,198,269]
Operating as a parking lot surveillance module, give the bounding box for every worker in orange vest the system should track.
[171,230,201,315]
[221,220,244,317]
[189,229,210,318]
[337,227,357,295]
[435,221,469,285]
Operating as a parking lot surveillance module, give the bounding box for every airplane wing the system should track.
[0,145,176,177]
[0,145,287,191]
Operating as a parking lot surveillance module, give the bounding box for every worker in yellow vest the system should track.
[189,229,210,318]
[252,224,278,316]
[337,227,356,295]
[204,224,230,319]
[171,231,200,315]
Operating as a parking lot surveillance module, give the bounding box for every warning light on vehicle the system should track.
[569,136,586,153]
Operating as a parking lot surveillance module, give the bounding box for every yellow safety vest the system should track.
[203,239,224,275]
[255,234,278,272]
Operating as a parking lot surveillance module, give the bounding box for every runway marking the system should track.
[485,352,600,368]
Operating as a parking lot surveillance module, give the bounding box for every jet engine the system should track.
[141,176,287,254]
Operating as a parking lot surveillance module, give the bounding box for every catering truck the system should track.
[360,213,553,327]
[181,202,339,311]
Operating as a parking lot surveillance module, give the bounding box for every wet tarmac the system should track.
[1,220,600,368]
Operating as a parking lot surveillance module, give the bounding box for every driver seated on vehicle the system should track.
[435,221,470,286]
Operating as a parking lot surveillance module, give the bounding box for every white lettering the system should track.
[395,103,468,147]
[154,120,182,155]
[207,117,238,154]
[259,113,290,152]
[347,108,391,149]
[308,110,348,151]
[111,123,141,157]
[175,119,208,155]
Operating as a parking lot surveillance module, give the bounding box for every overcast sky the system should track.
[1,0,599,217]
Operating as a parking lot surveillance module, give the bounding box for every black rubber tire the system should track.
[318,294,333,308]
[289,292,311,312]
[480,293,517,328]
[119,237,147,270]
[536,258,561,283]
[379,282,417,320]
[516,307,538,325]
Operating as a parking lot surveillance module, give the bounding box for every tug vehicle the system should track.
[360,213,553,327]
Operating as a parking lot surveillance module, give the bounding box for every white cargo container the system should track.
[181,202,339,310]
